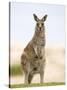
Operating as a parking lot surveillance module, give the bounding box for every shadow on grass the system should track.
[10,82,65,88]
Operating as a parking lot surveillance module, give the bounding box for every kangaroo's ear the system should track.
[42,15,48,22]
[33,14,39,22]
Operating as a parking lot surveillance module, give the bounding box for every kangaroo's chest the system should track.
[37,36,45,46]
[38,47,45,58]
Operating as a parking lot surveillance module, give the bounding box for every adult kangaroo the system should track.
[21,14,47,84]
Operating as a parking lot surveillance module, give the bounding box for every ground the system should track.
[10,46,65,87]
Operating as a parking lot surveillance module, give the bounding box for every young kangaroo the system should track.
[21,14,47,84]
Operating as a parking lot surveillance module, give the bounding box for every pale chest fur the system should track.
[33,32,45,58]
[34,45,45,58]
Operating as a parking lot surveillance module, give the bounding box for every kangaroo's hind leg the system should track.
[24,62,30,84]
[40,69,44,83]
[28,73,33,84]
[40,59,46,83]
[21,54,30,84]
[24,71,29,84]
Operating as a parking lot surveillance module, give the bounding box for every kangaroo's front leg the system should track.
[34,46,42,58]
[34,46,38,56]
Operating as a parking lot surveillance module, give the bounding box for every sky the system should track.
[11,2,65,47]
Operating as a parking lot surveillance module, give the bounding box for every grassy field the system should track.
[10,47,65,86]
[10,64,23,76]
[10,82,65,88]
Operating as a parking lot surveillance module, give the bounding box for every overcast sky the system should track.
[11,2,65,47]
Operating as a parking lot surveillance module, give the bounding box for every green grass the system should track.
[10,64,23,76]
[10,82,65,88]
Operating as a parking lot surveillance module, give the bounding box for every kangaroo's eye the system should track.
[42,23,44,26]
[37,23,39,26]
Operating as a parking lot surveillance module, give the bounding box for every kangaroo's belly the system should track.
[30,59,45,74]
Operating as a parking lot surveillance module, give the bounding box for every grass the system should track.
[10,64,65,88]
[10,64,23,76]
[10,82,65,88]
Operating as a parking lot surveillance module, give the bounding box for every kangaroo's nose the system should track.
[39,23,42,28]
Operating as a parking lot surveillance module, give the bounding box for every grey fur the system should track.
[21,14,47,84]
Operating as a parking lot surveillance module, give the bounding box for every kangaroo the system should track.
[21,14,47,84]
